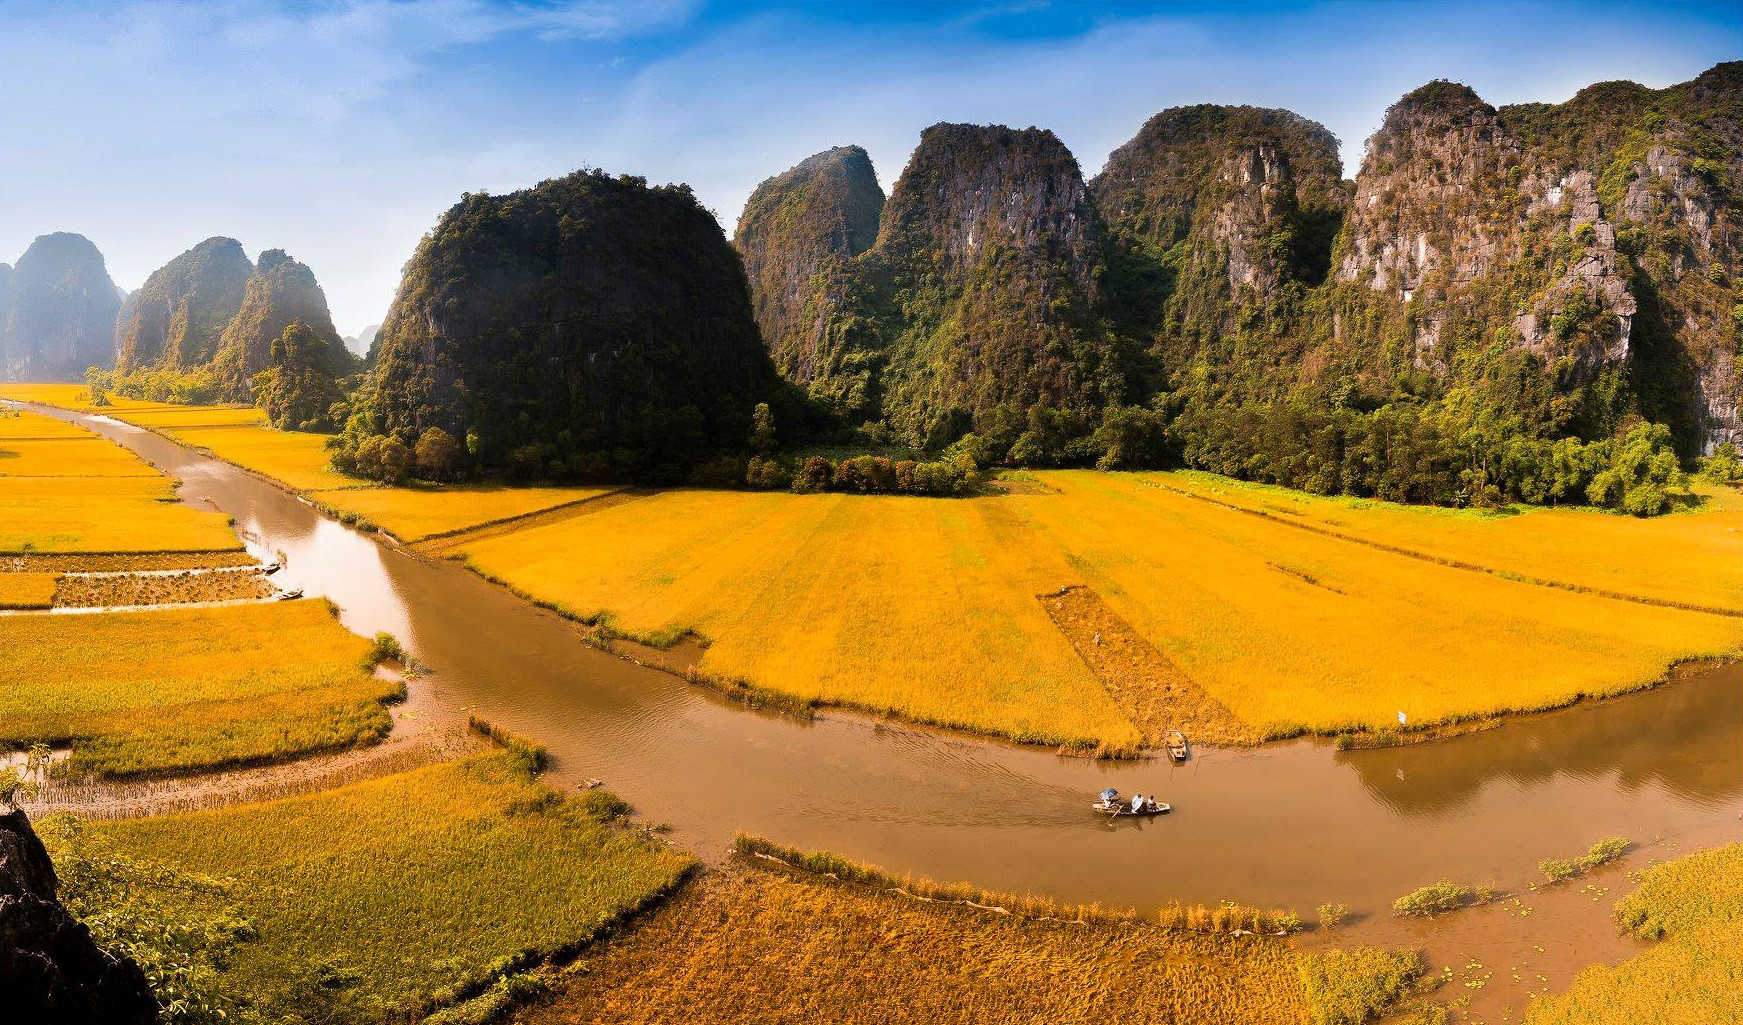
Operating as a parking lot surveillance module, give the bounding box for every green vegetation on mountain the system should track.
[736,63,1739,514]
[212,249,351,402]
[114,237,252,372]
[340,169,788,483]
[0,233,120,381]
[253,320,350,431]
[734,145,884,383]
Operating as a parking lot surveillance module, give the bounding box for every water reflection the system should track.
[1342,664,1743,815]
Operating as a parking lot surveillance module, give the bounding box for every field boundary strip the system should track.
[1037,585,1255,746]
[414,488,650,551]
[1143,479,1743,619]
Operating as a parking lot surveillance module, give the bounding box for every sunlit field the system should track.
[1157,471,1743,614]
[45,753,694,1024]
[509,857,1321,1025]
[0,571,57,608]
[1523,844,1743,1024]
[0,411,243,556]
[309,484,618,541]
[452,476,1743,744]
[455,488,1140,746]
[164,423,365,491]
[0,599,400,778]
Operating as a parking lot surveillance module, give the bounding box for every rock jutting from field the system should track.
[0,807,159,1023]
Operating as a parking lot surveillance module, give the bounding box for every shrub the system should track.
[745,455,791,490]
[1318,902,1350,930]
[354,434,412,483]
[1392,880,1481,917]
[1542,836,1630,882]
[413,427,462,481]
[1298,946,1425,1025]
[790,455,834,493]
[363,632,405,669]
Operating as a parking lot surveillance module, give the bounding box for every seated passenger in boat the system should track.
[1144,796,1159,812]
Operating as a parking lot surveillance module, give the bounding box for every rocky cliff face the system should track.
[733,146,884,385]
[356,169,785,480]
[114,237,253,372]
[787,124,1129,444]
[1091,105,1347,393]
[739,64,1737,457]
[1326,67,1741,450]
[1,233,120,381]
[211,249,349,401]
[1,808,158,1023]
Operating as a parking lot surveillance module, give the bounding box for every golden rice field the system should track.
[1523,844,1743,1025]
[452,475,1743,744]
[46,753,693,1024]
[457,489,1139,746]
[0,571,57,608]
[1157,471,1743,614]
[0,599,401,778]
[310,484,618,541]
[509,865,1313,1025]
[164,422,365,491]
[0,411,242,556]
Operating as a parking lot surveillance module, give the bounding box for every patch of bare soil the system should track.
[0,551,255,572]
[53,567,274,607]
[1040,585,1256,746]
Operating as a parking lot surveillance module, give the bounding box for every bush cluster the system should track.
[745,452,978,496]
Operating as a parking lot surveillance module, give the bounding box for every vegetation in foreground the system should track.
[505,843,1348,1025]
[0,600,401,779]
[1523,843,1743,1024]
[1297,947,1426,1025]
[42,752,693,1024]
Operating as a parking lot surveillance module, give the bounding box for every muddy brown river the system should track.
[31,405,1743,921]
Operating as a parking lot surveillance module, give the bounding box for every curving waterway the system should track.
[30,404,1743,917]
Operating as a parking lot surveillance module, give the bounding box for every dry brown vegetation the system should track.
[51,567,274,607]
[509,863,1315,1025]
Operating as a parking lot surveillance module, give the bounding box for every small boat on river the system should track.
[1166,730,1190,762]
[1093,788,1171,817]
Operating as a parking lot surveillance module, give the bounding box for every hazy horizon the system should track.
[2,0,1736,336]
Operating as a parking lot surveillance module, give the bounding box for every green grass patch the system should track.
[1539,836,1630,883]
[1298,946,1426,1025]
[48,753,694,1023]
[1392,880,1493,917]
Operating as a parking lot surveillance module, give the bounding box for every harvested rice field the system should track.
[507,856,1320,1025]
[41,752,693,1024]
[0,599,402,779]
[451,476,1743,745]
[50,566,274,607]
[309,483,619,541]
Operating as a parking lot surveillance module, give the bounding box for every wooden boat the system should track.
[1165,730,1190,762]
[1092,798,1171,818]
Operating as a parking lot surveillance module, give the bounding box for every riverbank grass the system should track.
[507,843,1322,1025]
[0,599,402,778]
[1524,843,1743,1023]
[44,752,693,1024]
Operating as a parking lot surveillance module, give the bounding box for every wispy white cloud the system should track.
[0,0,1732,335]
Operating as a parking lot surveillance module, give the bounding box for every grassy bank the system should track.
[506,842,1343,1025]
[41,752,693,1023]
[0,600,402,778]
[1523,844,1743,1024]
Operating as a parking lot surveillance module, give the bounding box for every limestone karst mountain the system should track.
[0,233,120,381]
[347,169,787,481]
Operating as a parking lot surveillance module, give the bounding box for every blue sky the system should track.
[0,0,1736,335]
